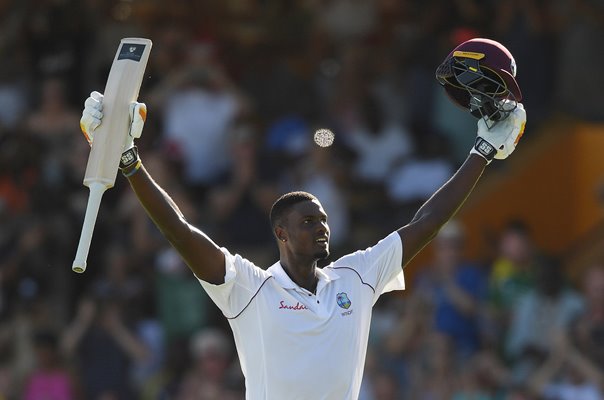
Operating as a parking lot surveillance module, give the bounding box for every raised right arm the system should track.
[80,91,225,284]
[124,163,226,284]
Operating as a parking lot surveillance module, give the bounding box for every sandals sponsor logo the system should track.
[279,301,308,311]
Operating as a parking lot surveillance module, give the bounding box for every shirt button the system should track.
[317,300,320,304]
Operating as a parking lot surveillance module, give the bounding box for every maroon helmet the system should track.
[436,38,522,123]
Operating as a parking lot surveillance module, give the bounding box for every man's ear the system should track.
[275,226,287,242]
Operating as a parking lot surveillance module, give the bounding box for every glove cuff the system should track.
[471,137,496,164]
[119,145,139,170]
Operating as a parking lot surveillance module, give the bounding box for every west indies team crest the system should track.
[336,292,351,309]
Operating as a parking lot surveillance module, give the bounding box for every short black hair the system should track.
[269,191,318,232]
[504,219,531,235]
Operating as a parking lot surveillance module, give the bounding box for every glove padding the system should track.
[470,102,526,164]
[80,90,147,151]
[80,91,103,144]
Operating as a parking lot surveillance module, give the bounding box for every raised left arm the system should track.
[398,104,526,267]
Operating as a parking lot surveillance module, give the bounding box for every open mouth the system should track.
[316,237,328,246]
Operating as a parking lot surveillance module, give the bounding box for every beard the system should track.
[314,247,330,260]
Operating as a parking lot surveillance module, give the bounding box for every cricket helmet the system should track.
[436,38,522,122]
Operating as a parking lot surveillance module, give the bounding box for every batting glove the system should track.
[125,101,147,150]
[80,91,104,145]
[79,90,147,151]
[470,102,526,164]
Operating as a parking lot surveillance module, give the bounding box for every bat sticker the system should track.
[118,43,146,61]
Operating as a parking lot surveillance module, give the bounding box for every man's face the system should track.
[282,200,330,260]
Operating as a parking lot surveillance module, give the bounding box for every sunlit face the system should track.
[435,236,464,268]
[281,200,330,260]
[499,231,532,265]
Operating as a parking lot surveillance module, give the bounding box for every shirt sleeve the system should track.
[338,232,405,303]
[197,248,270,318]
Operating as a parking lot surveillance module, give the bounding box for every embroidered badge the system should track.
[336,292,351,309]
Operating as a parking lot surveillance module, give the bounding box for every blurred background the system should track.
[1,0,604,399]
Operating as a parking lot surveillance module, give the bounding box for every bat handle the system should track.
[72,182,108,273]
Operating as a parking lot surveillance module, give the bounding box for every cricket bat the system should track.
[72,38,152,273]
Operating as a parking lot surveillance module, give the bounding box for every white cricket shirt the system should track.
[198,231,404,400]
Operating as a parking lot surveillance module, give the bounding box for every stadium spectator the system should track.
[526,329,604,400]
[22,330,77,400]
[486,220,538,343]
[148,38,249,200]
[207,122,280,264]
[505,256,584,384]
[570,264,604,370]
[343,93,413,185]
[413,220,488,359]
[61,295,149,399]
[175,328,244,400]
[386,126,455,224]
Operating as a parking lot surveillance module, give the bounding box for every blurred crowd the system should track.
[0,0,603,399]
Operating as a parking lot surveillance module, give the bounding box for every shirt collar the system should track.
[268,261,340,292]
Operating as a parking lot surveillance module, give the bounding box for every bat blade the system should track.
[84,37,152,188]
[72,37,152,273]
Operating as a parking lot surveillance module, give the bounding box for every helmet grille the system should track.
[436,54,518,126]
